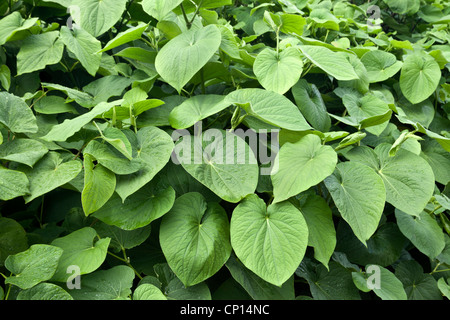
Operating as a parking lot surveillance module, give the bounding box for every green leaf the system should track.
[159,192,231,286]
[353,264,407,300]
[115,126,174,201]
[324,161,386,245]
[399,53,441,104]
[97,126,133,160]
[0,12,38,46]
[0,92,38,134]
[420,138,450,185]
[74,0,128,37]
[100,23,148,53]
[360,50,403,83]
[296,259,361,300]
[155,24,222,93]
[0,166,30,201]
[41,82,94,108]
[93,179,176,230]
[60,26,102,76]
[271,134,337,203]
[50,227,111,282]
[299,45,359,80]
[5,244,63,289]
[82,75,131,106]
[169,94,231,129]
[437,278,450,299]
[291,79,331,132]
[69,265,135,300]
[336,221,407,267]
[346,144,436,217]
[395,260,443,300]
[81,153,116,216]
[33,95,78,115]
[133,284,167,300]
[174,129,259,203]
[296,194,336,269]
[383,0,420,15]
[230,194,309,286]
[41,101,118,142]
[395,209,445,259]
[0,139,48,167]
[0,64,11,91]
[225,253,295,300]
[20,152,82,203]
[142,0,184,21]
[225,88,312,131]
[17,31,64,75]
[253,47,303,94]
[0,217,28,267]
[17,283,74,300]
[94,222,151,251]
[83,140,142,175]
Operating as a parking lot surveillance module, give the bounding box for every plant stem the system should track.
[180,4,191,29]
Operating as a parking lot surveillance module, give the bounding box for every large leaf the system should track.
[346,144,436,217]
[225,88,312,131]
[352,264,407,300]
[271,134,337,203]
[159,192,231,286]
[395,209,445,259]
[41,101,119,142]
[291,79,331,132]
[93,179,176,230]
[0,12,38,46]
[17,31,64,75]
[50,227,111,282]
[73,0,128,37]
[296,194,336,269]
[395,260,443,300]
[83,140,142,175]
[69,265,135,300]
[253,47,303,94]
[17,283,73,300]
[155,24,222,93]
[100,23,149,53]
[20,152,82,203]
[360,50,403,83]
[299,45,359,80]
[296,259,361,300]
[60,26,102,76]
[5,244,63,289]
[324,161,386,245]
[230,194,309,286]
[169,94,231,129]
[399,53,441,104]
[114,126,174,201]
[0,92,38,134]
[174,129,259,203]
[0,139,48,167]
[81,153,116,216]
[0,166,30,201]
[141,0,184,21]
[0,218,28,267]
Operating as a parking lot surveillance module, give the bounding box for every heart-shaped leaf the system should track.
[155,24,222,93]
[230,194,309,286]
[271,134,337,203]
[159,192,231,286]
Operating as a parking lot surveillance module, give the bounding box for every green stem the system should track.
[180,4,191,29]
[4,284,11,300]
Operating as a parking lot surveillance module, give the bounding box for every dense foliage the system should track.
[0,0,449,301]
